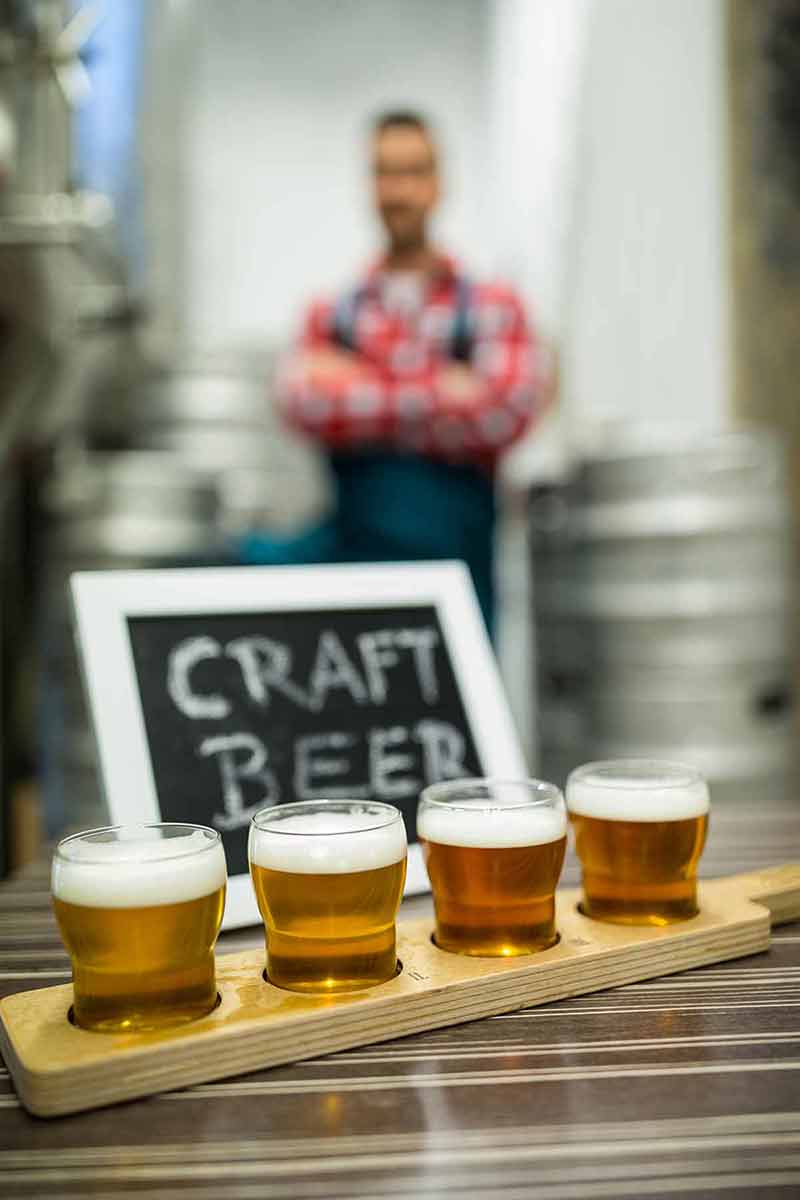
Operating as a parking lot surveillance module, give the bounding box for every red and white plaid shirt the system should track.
[279,256,541,468]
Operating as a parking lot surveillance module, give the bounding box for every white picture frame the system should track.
[71,561,527,929]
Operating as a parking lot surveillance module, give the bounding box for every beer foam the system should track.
[417,800,567,849]
[52,829,227,908]
[249,810,407,875]
[567,777,710,822]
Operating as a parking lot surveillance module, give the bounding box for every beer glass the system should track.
[418,779,567,956]
[567,759,710,926]
[52,823,227,1032]
[249,800,407,994]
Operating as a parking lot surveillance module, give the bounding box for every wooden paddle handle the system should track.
[726,863,800,925]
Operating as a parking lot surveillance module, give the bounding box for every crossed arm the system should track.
[278,291,542,459]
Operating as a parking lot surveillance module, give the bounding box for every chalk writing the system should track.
[127,606,482,872]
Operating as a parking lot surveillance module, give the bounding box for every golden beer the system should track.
[567,760,710,926]
[249,801,407,994]
[52,825,227,1032]
[418,780,567,956]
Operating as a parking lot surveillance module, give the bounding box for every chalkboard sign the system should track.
[71,564,525,928]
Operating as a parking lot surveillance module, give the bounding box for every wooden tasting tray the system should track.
[2,864,799,1118]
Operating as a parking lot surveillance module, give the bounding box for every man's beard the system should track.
[387,220,426,253]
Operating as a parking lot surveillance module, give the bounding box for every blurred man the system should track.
[246,110,542,630]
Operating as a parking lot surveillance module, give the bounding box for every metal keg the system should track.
[531,429,797,801]
[38,451,225,834]
[85,359,330,535]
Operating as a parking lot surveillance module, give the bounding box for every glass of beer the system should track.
[418,779,567,956]
[567,760,710,926]
[52,823,227,1033]
[249,800,407,994]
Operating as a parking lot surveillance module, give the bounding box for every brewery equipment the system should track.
[532,429,797,803]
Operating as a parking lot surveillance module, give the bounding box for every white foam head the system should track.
[51,826,227,908]
[566,760,710,822]
[417,795,567,849]
[249,805,407,875]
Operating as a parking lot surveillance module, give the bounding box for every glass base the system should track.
[71,959,218,1033]
[265,930,399,994]
[580,876,700,927]
[579,900,699,927]
[433,923,559,957]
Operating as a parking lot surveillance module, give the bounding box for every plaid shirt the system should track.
[279,257,540,466]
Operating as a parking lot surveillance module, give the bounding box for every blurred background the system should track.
[1,0,798,875]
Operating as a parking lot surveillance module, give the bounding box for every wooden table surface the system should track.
[1,797,799,1199]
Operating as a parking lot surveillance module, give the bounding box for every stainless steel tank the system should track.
[84,357,330,535]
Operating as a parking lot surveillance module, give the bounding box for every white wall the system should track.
[486,0,590,335]
[562,0,730,442]
[179,0,491,351]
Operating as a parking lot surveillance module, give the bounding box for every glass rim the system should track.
[567,759,705,791]
[420,777,564,812]
[54,822,222,865]
[251,799,404,836]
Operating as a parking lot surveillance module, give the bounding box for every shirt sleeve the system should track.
[278,288,541,461]
[278,297,436,448]
[425,287,540,459]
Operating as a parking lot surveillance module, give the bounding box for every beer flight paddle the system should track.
[17,568,789,1115]
[2,861,799,1117]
